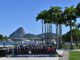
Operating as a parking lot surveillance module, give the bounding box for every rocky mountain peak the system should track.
[9,27,26,39]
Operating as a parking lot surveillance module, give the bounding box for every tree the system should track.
[75,23,80,46]
[0,34,7,47]
[76,3,80,45]
[76,3,80,17]
[48,6,63,49]
[36,6,64,49]
[36,10,51,43]
[64,6,77,49]
[0,35,4,41]
[62,29,80,45]
[57,12,65,49]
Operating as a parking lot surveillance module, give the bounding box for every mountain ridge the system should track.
[9,27,57,39]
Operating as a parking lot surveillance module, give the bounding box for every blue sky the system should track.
[0,0,80,36]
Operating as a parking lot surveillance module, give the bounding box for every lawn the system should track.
[62,44,80,49]
[69,51,80,60]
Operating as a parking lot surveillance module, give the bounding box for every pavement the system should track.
[59,49,80,60]
[0,50,69,60]
[60,51,69,60]
[0,57,60,60]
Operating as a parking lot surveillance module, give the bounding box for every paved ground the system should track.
[60,51,69,60]
[0,57,60,60]
[0,50,66,60]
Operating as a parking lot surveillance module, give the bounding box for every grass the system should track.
[69,51,80,60]
[62,44,80,49]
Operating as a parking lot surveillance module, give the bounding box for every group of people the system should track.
[6,44,58,56]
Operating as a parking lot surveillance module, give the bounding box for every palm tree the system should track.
[76,3,80,45]
[41,20,44,39]
[57,12,65,49]
[64,6,77,49]
[36,11,45,41]
[48,6,63,49]
[75,23,80,46]
[76,3,80,17]
[36,6,65,49]
[36,10,51,43]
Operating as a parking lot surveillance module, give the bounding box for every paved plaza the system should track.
[0,50,69,60]
[0,57,60,60]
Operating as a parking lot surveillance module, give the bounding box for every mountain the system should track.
[9,27,57,39]
[37,33,57,39]
[23,33,37,39]
[23,33,57,39]
[9,27,26,39]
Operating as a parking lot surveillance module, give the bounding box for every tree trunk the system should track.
[75,40,78,46]
[48,24,50,41]
[50,23,52,40]
[42,20,44,43]
[58,24,62,49]
[46,23,50,45]
[70,21,73,49]
[76,28,79,46]
[45,24,47,44]
[47,23,49,41]
[48,23,51,41]
[42,20,44,38]
[56,24,59,49]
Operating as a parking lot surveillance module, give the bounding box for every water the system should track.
[0,40,44,46]
[0,42,13,45]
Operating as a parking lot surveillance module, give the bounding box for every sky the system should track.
[0,0,80,36]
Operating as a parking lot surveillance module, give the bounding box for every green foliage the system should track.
[64,6,77,26]
[48,6,63,24]
[36,10,51,23]
[62,29,80,42]
[0,34,8,41]
[76,3,80,17]
[36,3,80,49]
[36,6,63,24]
[0,35,4,41]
